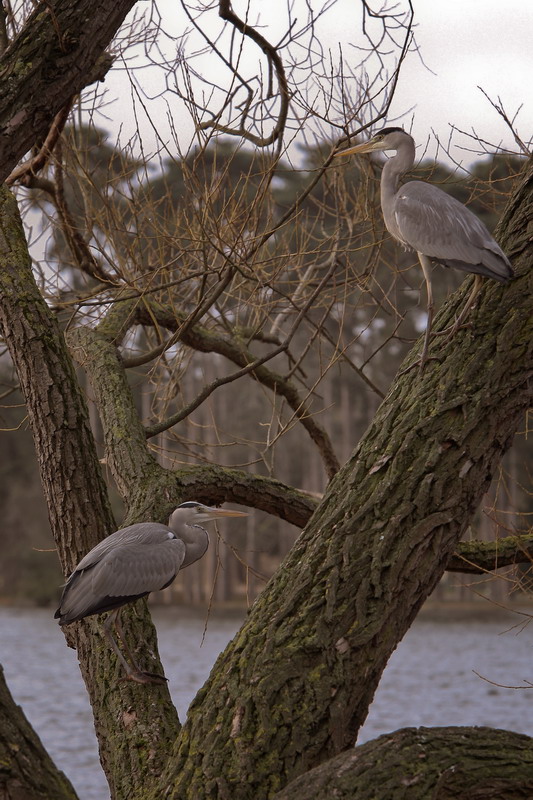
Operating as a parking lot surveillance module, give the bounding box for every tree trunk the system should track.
[0,185,180,800]
[155,160,533,799]
[273,726,533,800]
[0,665,78,800]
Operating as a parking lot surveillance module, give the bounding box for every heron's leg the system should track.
[398,254,441,376]
[418,253,434,370]
[436,274,484,340]
[103,609,167,686]
[103,609,137,676]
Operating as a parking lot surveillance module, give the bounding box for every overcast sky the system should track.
[101,0,531,168]
[390,0,532,163]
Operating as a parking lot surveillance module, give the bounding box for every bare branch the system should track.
[6,101,73,186]
[196,0,290,148]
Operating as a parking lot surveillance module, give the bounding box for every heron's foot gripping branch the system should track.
[119,670,169,686]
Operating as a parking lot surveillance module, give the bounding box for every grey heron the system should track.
[335,127,513,368]
[55,501,247,685]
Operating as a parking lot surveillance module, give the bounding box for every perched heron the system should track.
[55,501,247,685]
[335,127,513,368]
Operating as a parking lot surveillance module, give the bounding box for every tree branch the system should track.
[131,297,341,478]
[0,1,135,181]
[196,0,290,148]
[449,533,533,574]
[274,726,533,800]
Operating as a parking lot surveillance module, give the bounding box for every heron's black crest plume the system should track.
[377,126,405,136]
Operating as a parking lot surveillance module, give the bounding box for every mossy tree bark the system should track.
[273,727,533,800]
[0,665,78,800]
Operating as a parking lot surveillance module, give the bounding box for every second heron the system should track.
[336,127,513,368]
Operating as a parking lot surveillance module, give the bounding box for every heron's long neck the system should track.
[380,139,415,241]
[182,525,209,567]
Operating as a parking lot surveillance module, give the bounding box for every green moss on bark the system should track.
[274,727,533,800]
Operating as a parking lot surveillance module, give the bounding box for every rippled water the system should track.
[1,606,532,799]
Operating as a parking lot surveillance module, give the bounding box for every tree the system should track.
[0,2,531,799]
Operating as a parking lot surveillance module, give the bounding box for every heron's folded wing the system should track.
[395,181,510,277]
[89,535,187,599]
[73,523,174,572]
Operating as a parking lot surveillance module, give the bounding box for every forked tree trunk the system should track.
[154,160,533,799]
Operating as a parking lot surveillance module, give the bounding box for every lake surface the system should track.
[1,606,532,799]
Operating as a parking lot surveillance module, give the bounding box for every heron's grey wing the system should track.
[71,523,173,573]
[89,534,187,598]
[58,524,186,622]
[395,181,512,281]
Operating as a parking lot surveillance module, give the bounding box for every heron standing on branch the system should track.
[55,501,247,685]
[335,127,513,368]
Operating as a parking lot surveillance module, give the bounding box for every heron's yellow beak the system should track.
[201,505,248,519]
[334,138,382,157]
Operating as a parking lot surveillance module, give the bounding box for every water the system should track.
[1,606,532,799]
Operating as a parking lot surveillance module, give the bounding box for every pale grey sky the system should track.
[391,0,532,163]
[99,0,531,167]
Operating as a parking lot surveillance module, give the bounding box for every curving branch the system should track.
[196,0,290,148]
[166,464,319,532]
[129,297,341,478]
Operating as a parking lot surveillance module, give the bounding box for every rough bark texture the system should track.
[0,665,78,800]
[273,727,533,800]
[0,0,136,182]
[0,186,179,800]
[154,160,532,799]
